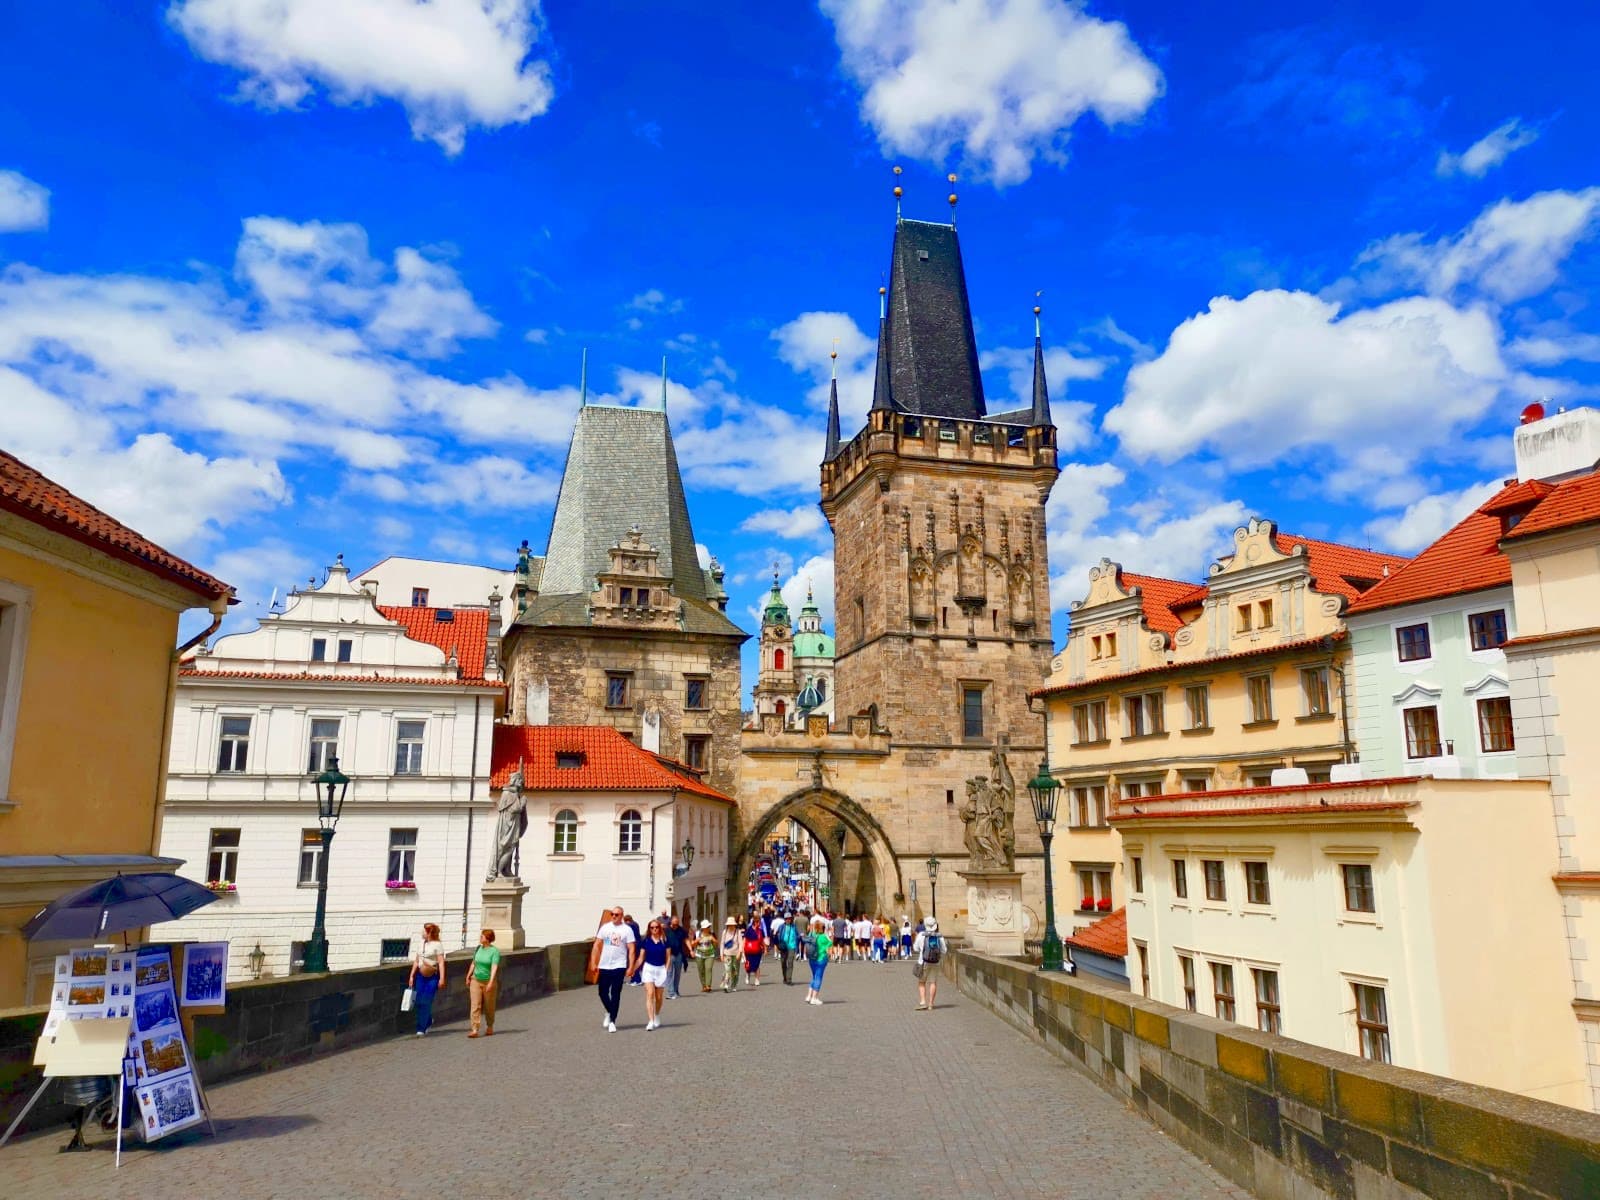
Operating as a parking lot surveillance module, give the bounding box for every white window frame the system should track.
[307,716,342,772]
[297,828,324,888]
[618,807,644,855]
[0,579,34,809]
[216,714,252,773]
[552,808,580,855]
[387,827,418,885]
[393,718,426,775]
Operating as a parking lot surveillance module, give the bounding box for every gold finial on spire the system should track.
[893,165,903,219]
[947,173,959,226]
[831,337,839,379]
[878,284,887,320]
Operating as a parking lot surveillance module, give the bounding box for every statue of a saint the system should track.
[960,749,1018,871]
[487,760,529,882]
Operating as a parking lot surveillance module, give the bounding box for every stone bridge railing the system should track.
[1,940,593,1136]
[952,949,1600,1199]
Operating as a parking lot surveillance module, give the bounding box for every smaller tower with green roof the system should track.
[751,568,797,726]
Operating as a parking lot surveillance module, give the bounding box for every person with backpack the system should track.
[802,915,833,1005]
[913,917,944,1011]
[742,914,767,986]
[772,912,800,984]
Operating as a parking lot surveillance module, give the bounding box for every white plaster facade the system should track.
[152,560,503,979]
[354,555,517,631]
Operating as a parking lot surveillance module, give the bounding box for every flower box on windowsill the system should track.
[385,881,417,892]
[205,881,237,895]
[1079,898,1094,912]
[1096,898,1113,912]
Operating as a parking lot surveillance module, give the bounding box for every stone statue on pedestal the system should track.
[960,748,1016,871]
[487,760,528,882]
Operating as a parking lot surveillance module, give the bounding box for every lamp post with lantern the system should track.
[302,755,350,974]
[926,854,940,921]
[1026,760,1065,972]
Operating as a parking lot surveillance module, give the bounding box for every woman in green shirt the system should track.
[468,928,501,1037]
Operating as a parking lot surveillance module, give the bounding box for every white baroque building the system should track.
[152,558,504,979]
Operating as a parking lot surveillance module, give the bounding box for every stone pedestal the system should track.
[957,869,1025,958]
[480,877,529,951]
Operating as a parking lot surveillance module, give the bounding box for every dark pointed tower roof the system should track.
[869,286,895,413]
[883,219,986,420]
[1031,305,1052,426]
[824,370,842,459]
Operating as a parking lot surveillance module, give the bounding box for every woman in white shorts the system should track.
[638,919,671,1030]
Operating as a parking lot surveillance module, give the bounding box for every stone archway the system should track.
[733,786,902,916]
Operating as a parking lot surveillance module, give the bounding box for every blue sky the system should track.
[2,1,1598,685]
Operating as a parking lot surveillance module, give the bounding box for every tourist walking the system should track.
[693,919,717,992]
[408,922,445,1035]
[467,928,500,1038]
[743,914,767,985]
[720,916,743,992]
[802,915,832,1005]
[638,918,671,1030]
[899,916,913,962]
[624,912,644,985]
[665,915,690,1000]
[830,912,849,962]
[594,906,637,1032]
[870,916,886,963]
[773,912,799,984]
[913,917,944,1011]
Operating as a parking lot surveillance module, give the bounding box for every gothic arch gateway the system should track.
[733,785,902,917]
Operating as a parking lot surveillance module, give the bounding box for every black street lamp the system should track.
[676,838,695,878]
[926,854,940,921]
[1027,760,1064,972]
[303,754,350,974]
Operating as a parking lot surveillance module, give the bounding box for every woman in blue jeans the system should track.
[408,922,445,1035]
[802,915,833,1006]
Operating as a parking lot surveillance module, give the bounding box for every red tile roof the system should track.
[1064,907,1127,957]
[0,449,230,600]
[1121,573,1208,636]
[178,669,501,689]
[377,605,490,680]
[1274,533,1409,602]
[1502,471,1600,541]
[1345,480,1536,615]
[490,725,733,803]
[1030,631,1346,699]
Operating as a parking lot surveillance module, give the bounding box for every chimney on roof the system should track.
[1514,404,1600,483]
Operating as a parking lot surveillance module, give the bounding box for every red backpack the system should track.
[743,928,764,954]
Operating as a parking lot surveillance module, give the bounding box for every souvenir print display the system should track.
[179,942,228,1007]
[127,947,208,1141]
[135,952,171,988]
[65,948,110,1014]
[136,1071,203,1139]
[135,1029,189,1083]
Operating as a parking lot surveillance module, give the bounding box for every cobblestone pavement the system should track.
[8,960,1250,1199]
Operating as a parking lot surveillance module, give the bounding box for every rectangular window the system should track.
[388,828,418,885]
[1248,771,1276,789]
[1185,685,1210,730]
[1342,863,1376,913]
[307,718,340,772]
[1246,674,1274,723]
[1124,691,1165,737]
[685,677,708,710]
[962,687,985,739]
[297,829,323,887]
[1354,983,1391,1063]
[1136,943,1150,997]
[1403,706,1442,758]
[1258,599,1275,628]
[1180,954,1197,1011]
[1075,868,1113,910]
[606,673,631,709]
[1396,622,1431,662]
[380,938,411,963]
[1203,859,1227,902]
[1211,962,1237,1021]
[410,587,429,607]
[1120,779,1160,800]
[310,637,327,662]
[207,828,240,884]
[1469,609,1508,651]
[1244,861,1271,905]
[1254,969,1281,1035]
[216,716,251,772]
[1130,856,1144,894]
[1070,784,1106,828]
[1182,774,1211,793]
[1301,667,1332,716]
[619,586,633,605]
[1235,604,1253,634]
[394,720,425,774]
[1072,701,1108,743]
[1478,697,1514,753]
[337,638,353,663]
[684,735,709,772]
[1173,859,1188,899]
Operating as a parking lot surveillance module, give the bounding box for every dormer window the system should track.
[556,752,585,769]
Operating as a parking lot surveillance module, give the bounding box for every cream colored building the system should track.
[1114,775,1583,1108]
[1032,521,1404,936]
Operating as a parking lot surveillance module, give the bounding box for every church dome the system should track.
[796,678,823,712]
[793,630,834,658]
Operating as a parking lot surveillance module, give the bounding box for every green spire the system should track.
[763,567,790,623]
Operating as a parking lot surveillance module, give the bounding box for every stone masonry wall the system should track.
[954,948,1600,1200]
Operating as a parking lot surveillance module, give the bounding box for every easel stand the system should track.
[0,1017,131,1163]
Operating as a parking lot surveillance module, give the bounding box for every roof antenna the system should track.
[893,165,903,221]
[579,346,588,407]
[660,356,668,411]
[947,174,958,228]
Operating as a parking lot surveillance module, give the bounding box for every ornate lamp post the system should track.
[1027,760,1064,972]
[303,755,350,974]
[676,838,695,878]
[926,854,940,921]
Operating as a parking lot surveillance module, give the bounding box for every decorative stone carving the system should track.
[959,748,1016,870]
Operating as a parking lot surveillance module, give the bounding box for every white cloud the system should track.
[820,0,1162,185]
[1364,478,1502,553]
[772,310,876,426]
[1105,290,1510,483]
[523,327,548,344]
[742,555,835,632]
[1436,118,1538,178]
[1507,331,1600,366]
[1355,188,1600,304]
[979,344,1101,449]
[353,455,558,510]
[626,288,683,315]
[0,170,49,233]
[169,0,555,154]
[207,537,316,630]
[738,504,827,541]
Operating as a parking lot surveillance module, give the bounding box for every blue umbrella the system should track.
[22,873,218,942]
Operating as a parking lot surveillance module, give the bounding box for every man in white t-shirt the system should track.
[593,905,637,1032]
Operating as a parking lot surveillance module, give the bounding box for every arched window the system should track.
[553,809,578,854]
[775,700,786,718]
[618,808,643,854]
[774,649,786,671]
[816,677,827,700]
